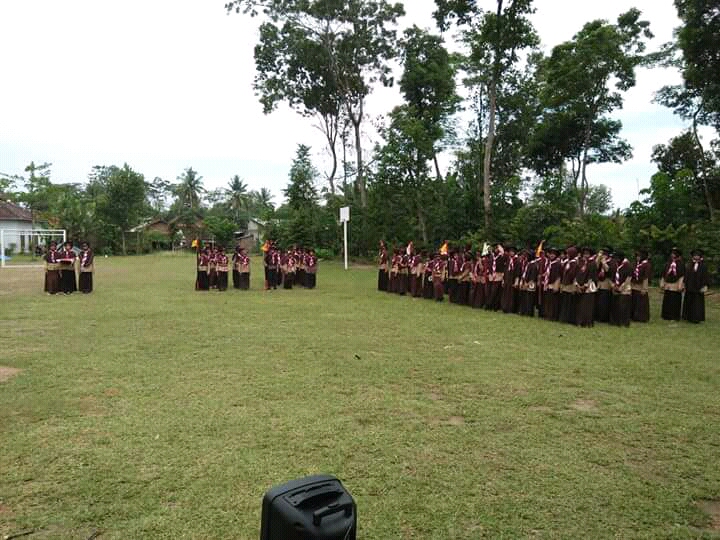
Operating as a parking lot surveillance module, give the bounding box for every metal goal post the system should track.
[0,229,66,268]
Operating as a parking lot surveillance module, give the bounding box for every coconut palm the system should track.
[174,167,205,210]
[226,175,249,224]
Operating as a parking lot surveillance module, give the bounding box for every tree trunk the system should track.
[122,231,126,256]
[483,79,497,233]
[352,115,367,208]
[579,146,590,217]
[328,142,337,196]
[692,109,715,222]
[433,154,443,181]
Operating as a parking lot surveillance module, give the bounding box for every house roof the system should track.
[0,200,32,222]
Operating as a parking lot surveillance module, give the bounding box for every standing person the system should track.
[264,243,278,290]
[273,244,283,288]
[78,242,94,294]
[683,249,709,324]
[216,246,229,291]
[594,247,615,323]
[611,252,633,327]
[660,247,685,321]
[238,248,251,290]
[44,241,61,295]
[433,253,447,302]
[458,252,473,305]
[501,246,518,313]
[486,243,506,311]
[447,250,461,303]
[631,250,651,323]
[389,249,400,294]
[398,248,410,296]
[305,249,318,289]
[232,245,242,289]
[58,241,77,294]
[284,249,296,289]
[409,250,420,297]
[423,252,435,299]
[575,247,598,327]
[378,241,389,292]
[535,248,547,318]
[208,246,218,289]
[295,246,306,287]
[197,248,210,291]
[558,246,579,324]
[471,251,485,309]
[542,248,562,321]
[519,252,538,317]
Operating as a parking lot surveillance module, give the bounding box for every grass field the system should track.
[1,253,719,539]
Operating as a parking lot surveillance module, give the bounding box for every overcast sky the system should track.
[0,0,699,209]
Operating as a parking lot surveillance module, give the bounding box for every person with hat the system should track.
[519,250,539,317]
[282,249,296,289]
[458,252,473,305]
[208,245,218,289]
[486,243,507,311]
[611,251,633,327]
[660,247,684,321]
[295,246,306,287]
[389,248,400,294]
[594,247,615,323]
[58,240,77,294]
[196,247,210,291]
[501,245,519,313]
[377,241,389,292]
[423,252,435,300]
[409,248,422,298]
[542,247,562,321]
[432,252,447,302]
[78,242,94,293]
[215,246,229,291]
[558,246,579,324]
[471,251,486,309]
[575,247,598,327]
[44,240,61,295]
[447,249,461,303]
[305,248,318,289]
[237,247,251,290]
[631,249,651,322]
[683,249,709,323]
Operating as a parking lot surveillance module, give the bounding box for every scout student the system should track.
[631,249,651,323]
[44,241,61,295]
[594,247,615,323]
[558,246,579,324]
[575,247,598,327]
[542,247,562,321]
[660,247,684,321]
[305,248,318,289]
[486,243,506,311]
[683,248,709,324]
[611,251,633,327]
[423,252,435,299]
[196,248,210,291]
[432,253,447,302]
[215,246,229,291]
[501,245,518,313]
[518,250,539,317]
[232,245,242,289]
[283,249,296,289]
[78,242,94,294]
[458,252,473,306]
[58,241,77,294]
[377,241,389,292]
[237,247,251,290]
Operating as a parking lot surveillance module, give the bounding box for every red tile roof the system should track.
[0,200,32,221]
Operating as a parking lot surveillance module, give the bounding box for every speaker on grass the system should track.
[260,474,357,540]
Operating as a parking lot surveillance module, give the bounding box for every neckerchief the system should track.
[615,259,629,286]
[633,259,648,280]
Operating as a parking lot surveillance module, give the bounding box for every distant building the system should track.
[0,199,35,253]
[246,218,268,244]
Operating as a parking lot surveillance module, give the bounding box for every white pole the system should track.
[343,220,348,270]
[1,229,4,268]
[62,229,66,244]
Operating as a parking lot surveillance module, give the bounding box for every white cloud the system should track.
[0,0,709,210]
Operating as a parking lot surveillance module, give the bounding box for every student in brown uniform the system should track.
[631,249,651,323]
[232,245,242,289]
[447,250,461,303]
[44,241,61,294]
[683,249,709,324]
[238,248,251,290]
[519,251,538,317]
[283,249,296,289]
[458,252,473,305]
[295,247,306,287]
[611,252,632,327]
[486,243,506,311]
[78,242,94,293]
[594,247,614,323]
[542,248,562,321]
[377,241,389,292]
[660,247,684,321]
[305,249,318,289]
[423,252,435,299]
[398,249,409,296]
[208,247,218,289]
[433,253,447,302]
[389,249,400,294]
[471,251,485,309]
[58,241,77,294]
[558,246,579,324]
[197,248,210,290]
[216,246,229,291]
[409,250,421,297]
[501,246,518,313]
[575,247,598,327]
[535,249,547,318]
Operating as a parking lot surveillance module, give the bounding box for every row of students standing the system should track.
[377,241,709,326]
[44,240,94,294]
[196,245,250,291]
[262,243,318,290]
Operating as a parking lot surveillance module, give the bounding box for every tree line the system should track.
[1,0,718,281]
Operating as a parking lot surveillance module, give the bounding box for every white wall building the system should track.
[0,199,35,254]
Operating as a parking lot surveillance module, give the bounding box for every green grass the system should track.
[1,253,719,539]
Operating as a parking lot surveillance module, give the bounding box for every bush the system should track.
[315,248,335,260]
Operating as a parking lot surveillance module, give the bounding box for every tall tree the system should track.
[226,175,249,225]
[530,9,652,216]
[282,144,320,246]
[174,167,205,210]
[226,0,405,207]
[147,177,171,214]
[435,0,538,234]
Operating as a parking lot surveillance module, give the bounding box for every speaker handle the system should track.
[312,501,353,526]
[288,485,343,507]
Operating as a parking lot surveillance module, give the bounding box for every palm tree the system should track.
[226,175,248,225]
[257,188,274,211]
[174,167,205,210]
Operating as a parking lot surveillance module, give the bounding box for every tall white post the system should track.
[343,220,348,271]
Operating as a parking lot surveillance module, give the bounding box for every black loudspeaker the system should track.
[260,474,357,540]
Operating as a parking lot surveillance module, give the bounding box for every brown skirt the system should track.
[79,272,93,293]
[631,290,650,322]
[611,294,631,327]
[543,291,560,321]
[433,277,444,301]
[683,291,705,323]
[45,270,60,294]
[594,289,612,323]
[661,290,682,321]
[576,294,595,327]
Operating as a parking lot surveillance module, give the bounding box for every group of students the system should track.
[195,245,251,291]
[377,241,710,326]
[43,240,94,294]
[262,242,319,290]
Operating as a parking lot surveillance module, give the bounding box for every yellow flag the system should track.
[535,240,545,258]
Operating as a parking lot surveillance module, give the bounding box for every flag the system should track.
[481,242,490,256]
[440,241,449,256]
[535,240,545,258]
[191,239,199,249]
[261,240,270,253]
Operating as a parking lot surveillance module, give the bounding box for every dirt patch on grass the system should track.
[79,396,105,417]
[697,500,720,531]
[0,366,21,383]
[528,405,553,413]
[104,387,121,397]
[0,503,12,515]
[446,415,465,426]
[570,399,598,412]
